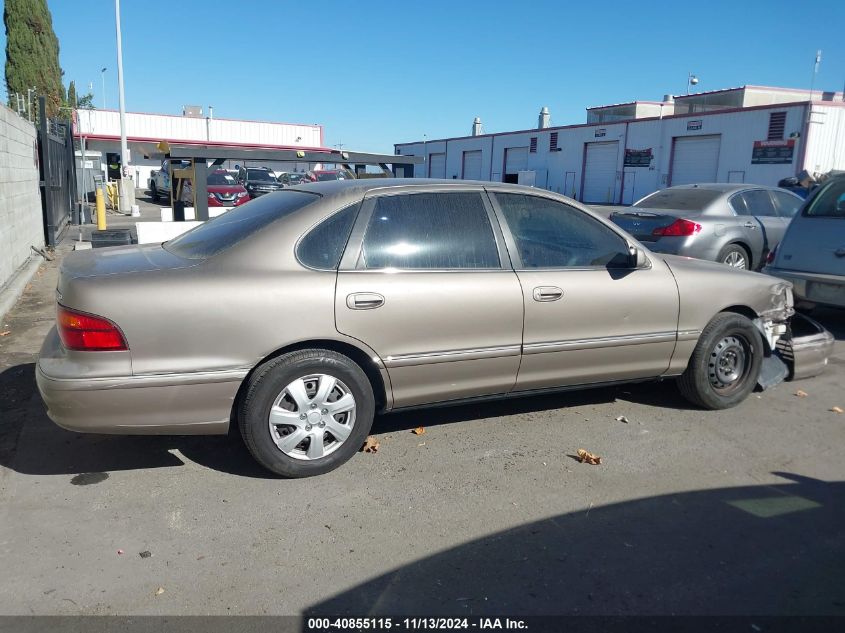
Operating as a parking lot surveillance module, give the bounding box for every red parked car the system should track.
[207,170,249,207]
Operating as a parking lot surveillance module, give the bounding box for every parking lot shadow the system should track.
[805,307,845,341]
[306,472,845,616]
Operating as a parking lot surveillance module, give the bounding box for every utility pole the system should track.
[101,67,107,109]
[114,0,133,213]
[809,50,822,100]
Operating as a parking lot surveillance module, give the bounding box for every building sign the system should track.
[595,128,606,138]
[751,139,795,165]
[687,120,703,131]
[624,148,653,167]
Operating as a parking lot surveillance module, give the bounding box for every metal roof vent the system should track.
[182,105,203,117]
[538,106,551,129]
[471,117,483,136]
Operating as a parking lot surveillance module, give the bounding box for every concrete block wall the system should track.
[0,103,44,292]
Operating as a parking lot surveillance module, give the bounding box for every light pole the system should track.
[100,67,107,109]
[687,72,699,95]
[114,0,132,213]
[422,133,427,178]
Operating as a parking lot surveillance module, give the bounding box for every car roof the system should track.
[288,178,558,196]
[665,183,773,193]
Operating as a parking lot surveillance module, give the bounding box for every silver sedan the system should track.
[610,184,803,270]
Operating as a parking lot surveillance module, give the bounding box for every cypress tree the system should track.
[67,79,76,108]
[4,0,64,117]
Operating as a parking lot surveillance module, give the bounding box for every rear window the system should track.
[163,191,317,259]
[634,189,722,211]
[804,178,845,218]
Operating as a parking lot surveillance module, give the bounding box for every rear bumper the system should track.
[763,267,845,308]
[36,364,243,434]
[36,328,246,434]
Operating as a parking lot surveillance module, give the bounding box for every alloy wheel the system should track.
[723,251,747,269]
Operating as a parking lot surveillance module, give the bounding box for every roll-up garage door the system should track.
[582,141,618,203]
[504,147,528,183]
[462,150,483,180]
[428,153,446,179]
[670,135,721,186]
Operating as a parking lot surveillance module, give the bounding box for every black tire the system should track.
[150,183,160,202]
[717,243,750,270]
[239,349,375,478]
[677,312,764,410]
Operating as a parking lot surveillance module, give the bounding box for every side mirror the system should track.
[628,245,649,269]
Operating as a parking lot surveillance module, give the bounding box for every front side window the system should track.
[362,192,500,270]
[805,179,845,218]
[297,204,359,270]
[495,193,630,268]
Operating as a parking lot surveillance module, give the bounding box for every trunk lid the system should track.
[609,208,692,242]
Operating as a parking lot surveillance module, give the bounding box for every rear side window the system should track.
[362,192,500,269]
[495,193,630,268]
[739,190,777,217]
[164,191,317,259]
[771,191,802,218]
[297,204,359,270]
[805,179,845,218]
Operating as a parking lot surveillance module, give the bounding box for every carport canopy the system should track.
[154,142,423,220]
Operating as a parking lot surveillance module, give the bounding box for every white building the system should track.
[73,106,325,186]
[394,86,845,204]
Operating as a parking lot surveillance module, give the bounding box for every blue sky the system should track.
[3,0,845,153]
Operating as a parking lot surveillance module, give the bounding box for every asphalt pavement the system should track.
[0,206,843,617]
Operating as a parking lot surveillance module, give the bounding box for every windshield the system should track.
[248,169,276,182]
[163,191,317,259]
[634,189,722,211]
[316,172,342,181]
[207,172,237,186]
[804,178,845,218]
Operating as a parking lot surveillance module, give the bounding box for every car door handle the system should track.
[533,286,563,302]
[743,222,758,229]
[346,293,385,310]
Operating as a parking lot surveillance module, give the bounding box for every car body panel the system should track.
[36,179,814,436]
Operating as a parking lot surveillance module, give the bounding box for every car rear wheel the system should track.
[718,244,749,269]
[239,349,375,477]
[677,312,763,410]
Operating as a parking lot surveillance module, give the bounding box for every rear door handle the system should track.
[533,286,563,302]
[743,221,758,229]
[347,293,385,310]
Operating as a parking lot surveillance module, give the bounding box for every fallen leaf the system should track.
[412,426,426,435]
[154,587,165,596]
[0,331,10,337]
[577,448,602,465]
[615,415,629,423]
[139,551,152,559]
[116,549,124,555]
[417,442,426,447]
[795,390,808,398]
[831,406,844,414]
[362,436,380,453]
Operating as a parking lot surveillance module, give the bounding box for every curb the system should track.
[0,256,44,323]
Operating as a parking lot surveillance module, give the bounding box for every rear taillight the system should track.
[57,305,128,351]
[652,218,702,237]
[766,244,779,265]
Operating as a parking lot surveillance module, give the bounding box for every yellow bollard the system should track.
[95,187,107,230]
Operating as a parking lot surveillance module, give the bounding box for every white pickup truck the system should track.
[147,158,191,202]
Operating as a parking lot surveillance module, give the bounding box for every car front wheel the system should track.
[239,349,375,477]
[677,312,764,410]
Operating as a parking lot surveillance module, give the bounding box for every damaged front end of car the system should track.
[753,281,834,389]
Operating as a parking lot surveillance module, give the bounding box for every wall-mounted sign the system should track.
[624,148,653,167]
[687,120,703,131]
[751,139,795,165]
[595,129,606,138]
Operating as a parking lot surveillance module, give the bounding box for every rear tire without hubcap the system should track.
[677,312,763,410]
[239,349,375,477]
